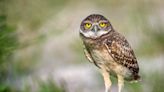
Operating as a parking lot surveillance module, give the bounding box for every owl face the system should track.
[80,14,112,39]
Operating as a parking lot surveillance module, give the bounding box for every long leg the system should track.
[117,74,124,92]
[101,68,112,92]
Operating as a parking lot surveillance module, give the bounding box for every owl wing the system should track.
[83,44,101,68]
[104,32,139,74]
[83,45,94,63]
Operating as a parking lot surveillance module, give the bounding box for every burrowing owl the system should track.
[79,14,140,92]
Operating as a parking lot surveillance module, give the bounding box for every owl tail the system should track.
[130,74,141,83]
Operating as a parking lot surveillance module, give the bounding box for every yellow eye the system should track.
[84,23,92,29]
[99,22,107,28]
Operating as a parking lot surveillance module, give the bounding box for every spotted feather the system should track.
[104,31,139,79]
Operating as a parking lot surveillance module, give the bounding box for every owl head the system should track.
[80,14,113,39]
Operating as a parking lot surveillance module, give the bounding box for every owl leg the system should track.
[101,68,112,92]
[117,74,124,92]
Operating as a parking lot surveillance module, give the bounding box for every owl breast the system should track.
[90,46,133,80]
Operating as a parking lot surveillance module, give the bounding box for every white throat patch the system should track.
[80,29,109,39]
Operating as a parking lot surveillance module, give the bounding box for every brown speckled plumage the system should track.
[80,14,140,92]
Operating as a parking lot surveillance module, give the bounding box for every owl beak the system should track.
[92,25,99,35]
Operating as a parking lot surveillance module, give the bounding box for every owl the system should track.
[79,14,140,92]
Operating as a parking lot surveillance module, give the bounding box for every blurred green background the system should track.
[0,0,164,92]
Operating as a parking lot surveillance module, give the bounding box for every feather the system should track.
[104,31,139,77]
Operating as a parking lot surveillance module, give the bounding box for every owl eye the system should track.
[99,22,107,28]
[84,23,92,29]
